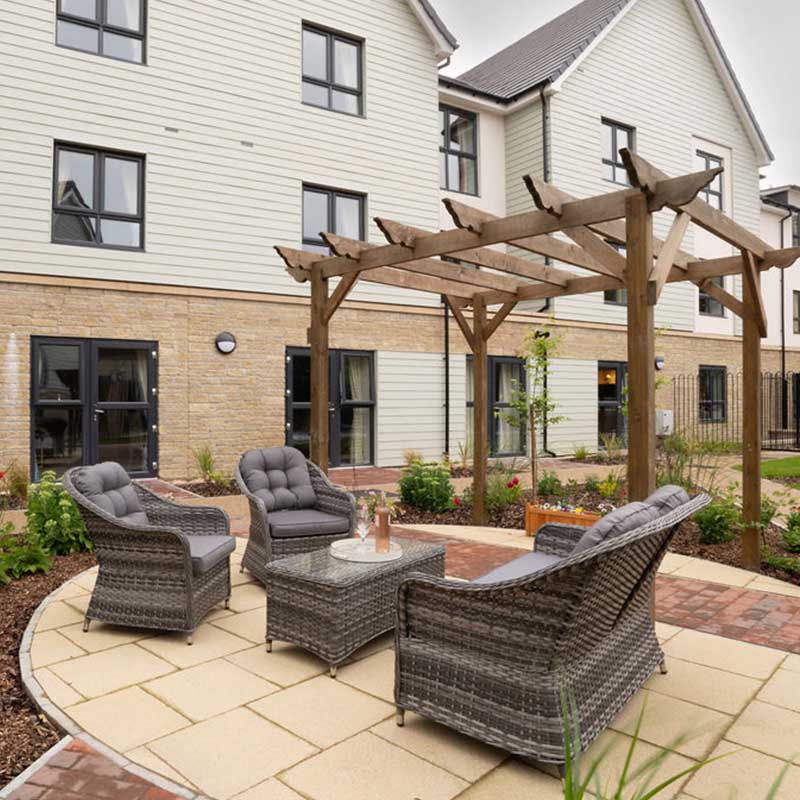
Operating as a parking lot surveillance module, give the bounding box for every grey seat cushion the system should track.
[473,551,563,584]
[240,447,317,512]
[71,462,148,525]
[572,501,661,555]
[646,485,690,515]
[268,509,351,539]
[187,535,236,576]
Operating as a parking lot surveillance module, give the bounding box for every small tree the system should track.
[498,323,566,504]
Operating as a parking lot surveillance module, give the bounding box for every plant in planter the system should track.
[538,470,563,498]
[26,471,91,555]
[399,461,454,512]
[496,323,567,505]
[193,445,232,491]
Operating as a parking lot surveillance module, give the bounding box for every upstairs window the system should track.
[794,291,800,335]
[699,366,727,423]
[604,243,628,305]
[440,106,478,195]
[302,25,363,116]
[793,212,800,247]
[601,119,634,185]
[302,185,365,255]
[56,0,146,64]
[696,150,723,209]
[699,276,725,317]
[53,144,144,250]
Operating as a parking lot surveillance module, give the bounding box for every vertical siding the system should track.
[547,359,599,455]
[548,0,761,332]
[0,0,442,307]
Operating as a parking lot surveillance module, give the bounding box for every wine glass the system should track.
[356,504,371,549]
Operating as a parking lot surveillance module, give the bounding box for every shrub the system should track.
[786,509,800,532]
[0,531,52,585]
[486,473,522,514]
[760,496,779,530]
[399,461,454,512]
[573,445,589,462]
[403,449,425,466]
[537,470,563,497]
[598,474,621,500]
[783,527,800,554]
[694,499,739,545]
[26,471,91,555]
[584,474,601,493]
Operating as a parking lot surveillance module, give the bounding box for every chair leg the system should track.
[224,597,230,610]
[396,709,405,727]
[329,665,338,678]
[186,634,193,646]
[239,564,245,573]
[82,617,91,633]
[266,639,272,653]
[659,658,668,675]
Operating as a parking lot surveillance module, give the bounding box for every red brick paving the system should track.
[6,739,184,800]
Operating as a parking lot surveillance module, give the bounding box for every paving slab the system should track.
[138,623,251,669]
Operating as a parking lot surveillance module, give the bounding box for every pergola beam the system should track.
[695,278,746,319]
[445,296,475,350]
[742,250,768,338]
[649,212,691,303]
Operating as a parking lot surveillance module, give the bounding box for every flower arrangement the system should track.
[360,490,402,520]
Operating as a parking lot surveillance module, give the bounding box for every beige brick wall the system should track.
[2,277,799,479]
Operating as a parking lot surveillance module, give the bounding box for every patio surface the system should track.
[9,526,800,800]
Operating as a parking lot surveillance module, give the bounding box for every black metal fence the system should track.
[672,371,800,451]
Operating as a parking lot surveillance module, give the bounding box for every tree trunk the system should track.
[530,407,538,505]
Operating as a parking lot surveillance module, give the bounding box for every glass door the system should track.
[31,337,158,480]
[598,361,628,445]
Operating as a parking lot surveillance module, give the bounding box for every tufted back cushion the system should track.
[71,462,146,521]
[572,501,660,555]
[239,447,317,512]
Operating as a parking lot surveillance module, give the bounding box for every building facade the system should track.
[1,0,798,481]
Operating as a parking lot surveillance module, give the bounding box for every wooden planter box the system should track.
[525,505,601,538]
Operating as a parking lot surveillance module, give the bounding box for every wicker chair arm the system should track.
[307,461,356,526]
[534,523,588,557]
[134,484,230,537]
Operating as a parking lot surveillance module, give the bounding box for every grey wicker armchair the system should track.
[395,486,710,767]
[235,447,355,584]
[64,463,233,644]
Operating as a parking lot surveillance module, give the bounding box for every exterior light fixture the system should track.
[215,332,237,355]
[655,356,665,371]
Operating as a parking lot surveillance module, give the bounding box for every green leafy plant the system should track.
[656,434,723,495]
[496,323,567,504]
[399,461,454,512]
[485,472,522,514]
[764,550,800,575]
[193,445,231,489]
[782,528,800,555]
[538,470,563,498]
[584,474,601,493]
[694,494,740,545]
[760,495,779,530]
[0,531,52,585]
[598,473,621,501]
[456,440,471,472]
[26,471,91,555]
[573,444,589,462]
[599,432,623,463]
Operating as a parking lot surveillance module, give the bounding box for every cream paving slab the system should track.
[206,606,235,622]
[210,607,266,644]
[783,654,800,673]
[455,759,562,799]
[232,778,304,800]
[608,689,732,760]
[52,581,89,601]
[281,731,468,800]
[645,656,762,715]
[663,629,786,679]
[658,552,695,575]
[148,707,317,800]
[725,700,800,764]
[138,623,251,669]
[684,742,800,800]
[62,593,90,615]
[59,621,156,653]
[33,667,84,707]
[757,667,800,713]
[29,629,87,669]
[126,746,198,789]
[337,648,395,702]
[231,568,258,587]
[226,642,327,687]
[249,674,393,748]
[228,582,268,613]
[747,575,800,598]
[143,658,279,721]
[655,622,683,643]
[371,712,506,783]
[72,568,98,592]
[50,642,175,698]
[66,686,190,752]
[343,631,395,662]
[34,600,85,631]
[669,558,757,587]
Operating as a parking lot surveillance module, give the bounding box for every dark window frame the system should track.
[52,142,145,251]
[301,23,364,117]
[302,183,366,254]
[604,242,628,306]
[602,118,635,186]
[56,0,147,64]
[794,290,800,335]
[698,365,727,424]
[699,276,726,317]
[793,212,800,248]
[696,150,723,209]
[440,104,479,196]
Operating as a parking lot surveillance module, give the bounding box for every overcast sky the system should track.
[433,0,798,189]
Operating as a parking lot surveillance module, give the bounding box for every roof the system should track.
[442,0,772,165]
[417,0,458,49]
[406,0,458,60]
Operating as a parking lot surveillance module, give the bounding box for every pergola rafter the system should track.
[277,147,800,572]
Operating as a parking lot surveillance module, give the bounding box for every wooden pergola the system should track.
[277,150,800,571]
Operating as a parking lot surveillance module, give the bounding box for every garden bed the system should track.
[0,551,96,784]
[175,480,242,498]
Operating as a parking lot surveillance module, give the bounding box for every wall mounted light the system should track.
[215,332,237,355]
[655,356,665,371]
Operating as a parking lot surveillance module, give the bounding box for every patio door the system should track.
[31,337,158,480]
[285,347,374,467]
[598,361,627,445]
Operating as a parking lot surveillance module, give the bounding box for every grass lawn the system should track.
[735,455,800,487]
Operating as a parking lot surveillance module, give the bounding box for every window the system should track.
[794,291,800,335]
[601,119,634,185]
[604,243,627,305]
[302,185,365,254]
[302,25,363,116]
[699,276,725,317]
[695,151,723,209]
[466,356,526,456]
[53,144,144,250]
[56,0,145,63]
[440,106,478,195]
[793,212,800,248]
[699,366,727,423]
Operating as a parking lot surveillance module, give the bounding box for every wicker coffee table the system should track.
[263,538,445,676]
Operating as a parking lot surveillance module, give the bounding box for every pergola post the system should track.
[626,193,656,501]
[741,260,762,571]
[472,297,489,525]
[310,267,330,473]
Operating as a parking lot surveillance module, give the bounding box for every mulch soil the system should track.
[176,480,242,498]
[0,495,26,511]
[0,551,96,786]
